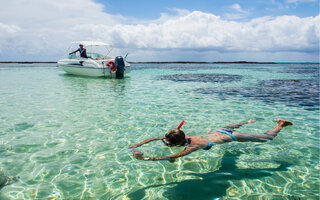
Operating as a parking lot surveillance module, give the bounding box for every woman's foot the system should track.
[277,119,293,127]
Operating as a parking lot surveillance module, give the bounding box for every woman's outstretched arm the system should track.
[133,146,199,162]
[129,137,165,148]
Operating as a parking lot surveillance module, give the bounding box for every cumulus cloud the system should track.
[0,0,319,61]
[0,23,21,34]
[230,4,247,13]
[224,3,250,20]
[100,12,320,51]
[286,0,317,3]
[0,0,124,60]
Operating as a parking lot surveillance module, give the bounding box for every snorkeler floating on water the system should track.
[129,119,293,162]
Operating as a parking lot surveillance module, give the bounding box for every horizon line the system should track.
[1,61,319,64]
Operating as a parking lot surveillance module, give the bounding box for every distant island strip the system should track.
[128,61,278,64]
[1,61,319,64]
[0,61,278,64]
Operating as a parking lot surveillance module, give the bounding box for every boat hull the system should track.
[57,59,130,77]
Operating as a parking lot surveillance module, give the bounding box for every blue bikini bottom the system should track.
[202,129,237,150]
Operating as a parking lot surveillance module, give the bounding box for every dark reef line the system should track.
[1,61,318,64]
[0,61,277,64]
[129,61,278,64]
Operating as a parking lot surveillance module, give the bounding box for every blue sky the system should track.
[97,0,319,20]
[0,0,319,62]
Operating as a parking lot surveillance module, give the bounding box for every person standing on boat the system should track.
[69,44,88,58]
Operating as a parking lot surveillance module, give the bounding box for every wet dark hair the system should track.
[164,129,186,146]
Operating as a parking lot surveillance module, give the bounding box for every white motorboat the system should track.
[58,41,130,78]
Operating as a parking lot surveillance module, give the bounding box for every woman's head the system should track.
[162,129,186,146]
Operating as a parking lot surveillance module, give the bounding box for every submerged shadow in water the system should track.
[278,65,319,78]
[127,151,293,200]
[0,172,18,190]
[197,79,319,110]
[132,64,221,71]
[158,73,243,83]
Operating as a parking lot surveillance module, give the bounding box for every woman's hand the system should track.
[132,149,145,160]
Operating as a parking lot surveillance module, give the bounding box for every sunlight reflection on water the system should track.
[0,63,319,199]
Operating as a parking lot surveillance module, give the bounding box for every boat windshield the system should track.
[87,53,104,59]
[68,53,106,59]
[67,42,113,59]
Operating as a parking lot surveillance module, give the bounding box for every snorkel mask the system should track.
[162,120,185,146]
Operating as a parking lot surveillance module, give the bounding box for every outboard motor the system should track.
[115,56,125,79]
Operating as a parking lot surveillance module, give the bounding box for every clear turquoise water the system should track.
[0,63,319,199]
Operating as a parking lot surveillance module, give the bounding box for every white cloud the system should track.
[286,0,317,3]
[230,4,246,13]
[0,23,21,34]
[0,0,125,60]
[103,12,319,51]
[0,0,122,27]
[224,3,250,20]
[0,0,319,62]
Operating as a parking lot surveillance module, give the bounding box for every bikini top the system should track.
[202,136,214,150]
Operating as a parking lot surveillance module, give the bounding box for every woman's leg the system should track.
[233,119,293,142]
[224,119,256,130]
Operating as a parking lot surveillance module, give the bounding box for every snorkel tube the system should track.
[177,120,185,130]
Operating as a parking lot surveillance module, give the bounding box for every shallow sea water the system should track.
[0,63,319,199]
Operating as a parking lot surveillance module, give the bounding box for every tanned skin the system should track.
[129,119,293,163]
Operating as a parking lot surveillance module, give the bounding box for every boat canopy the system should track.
[72,41,112,47]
